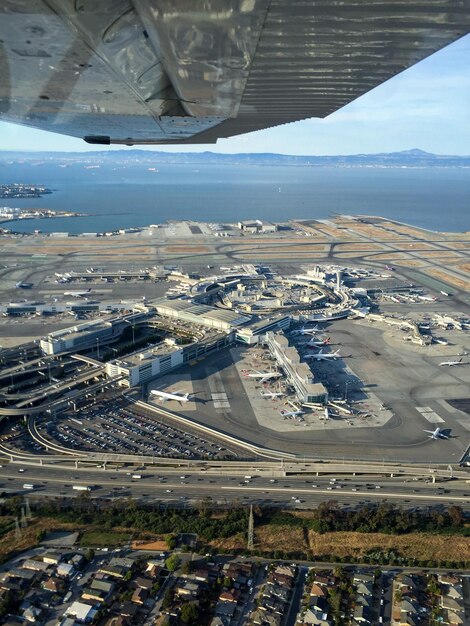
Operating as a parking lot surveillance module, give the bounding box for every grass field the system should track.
[79,531,131,547]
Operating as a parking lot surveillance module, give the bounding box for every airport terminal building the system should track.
[265,331,328,405]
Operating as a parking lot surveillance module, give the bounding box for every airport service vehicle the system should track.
[72,485,91,491]
[150,389,191,404]
[424,427,449,440]
[22,484,34,490]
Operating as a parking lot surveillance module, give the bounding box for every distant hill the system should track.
[0,148,469,168]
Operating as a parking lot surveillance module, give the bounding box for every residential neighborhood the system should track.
[0,539,468,625]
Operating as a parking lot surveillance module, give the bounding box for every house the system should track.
[446,585,463,600]
[174,579,200,597]
[119,601,139,620]
[355,582,373,596]
[43,576,65,593]
[302,609,333,626]
[99,565,127,579]
[103,617,131,626]
[22,605,43,623]
[310,583,327,598]
[70,554,86,569]
[90,579,115,595]
[353,604,370,623]
[145,563,162,578]
[260,595,285,615]
[310,596,329,614]
[215,600,237,619]
[66,600,97,623]
[42,552,62,565]
[441,596,464,613]
[353,573,374,585]
[219,589,240,603]
[355,594,371,608]
[251,608,282,626]
[131,587,147,605]
[314,575,334,587]
[267,585,290,603]
[22,559,50,573]
[81,587,107,602]
[134,576,153,590]
[57,562,75,578]
[193,569,210,583]
[446,611,464,625]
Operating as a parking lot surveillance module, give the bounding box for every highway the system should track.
[1,465,468,509]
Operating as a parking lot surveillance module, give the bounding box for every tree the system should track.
[84,548,95,562]
[165,554,181,572]
[166,534,177,550]
[161,588,174,610]
[180,603,199,624]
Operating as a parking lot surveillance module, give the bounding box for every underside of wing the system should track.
[0,0,469,145]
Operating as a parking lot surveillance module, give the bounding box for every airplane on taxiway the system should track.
[150,389,191,404]
[424,427,449,440]
[438,358,464,367]
[63,288,92,298]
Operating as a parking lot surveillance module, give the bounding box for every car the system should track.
[165,489,173,493]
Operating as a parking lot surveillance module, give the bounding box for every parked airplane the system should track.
[291,325,320,336]
[243,371,282,384]
[150,389,191,404]
[280,408,305,418]
[304,349,341,361]
[304,337,330,347]
[438,358,463,367]
[261,391,285,399]
[424,427,449,440]
[63,288,92,298]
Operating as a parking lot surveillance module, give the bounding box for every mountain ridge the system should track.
[0,148,469,167]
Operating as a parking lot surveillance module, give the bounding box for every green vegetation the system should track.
[264,501,468,535]
[165,554,181,572]
[79,531,131,547]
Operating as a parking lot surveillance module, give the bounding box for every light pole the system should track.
[96,338,100,360]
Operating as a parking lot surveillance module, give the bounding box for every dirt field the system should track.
[209,524,470,563]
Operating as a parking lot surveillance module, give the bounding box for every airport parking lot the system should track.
[32,399,236,460]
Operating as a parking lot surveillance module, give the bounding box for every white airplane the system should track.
[424,427,449,440]
[63,288,92,298]
[304,337,330,347]
[261,391,285,399]
[291,325,321,336]
[280,407,305,418]
[304,349,341,361]
[243,371,282,384]
[150,389,191,404]
[438,358,463,367]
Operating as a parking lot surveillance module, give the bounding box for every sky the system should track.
[0,34,469,156]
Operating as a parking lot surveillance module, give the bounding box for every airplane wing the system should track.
[0,1,469,145]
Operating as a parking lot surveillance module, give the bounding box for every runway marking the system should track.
[207,369,231,412]
[416,407,445,424]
